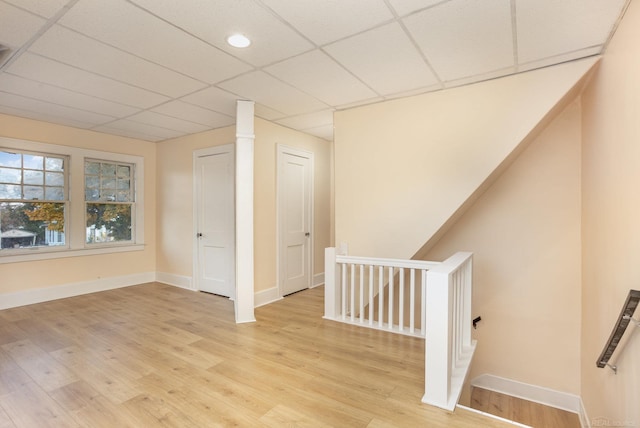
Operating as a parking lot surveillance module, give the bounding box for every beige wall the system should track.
[155,125,236,277]
[333,57,597,260]
[254,118,331,293]
[581,0,640,424]
[156,118,331,295]
[0,114,157,293]
[424,100,582,394]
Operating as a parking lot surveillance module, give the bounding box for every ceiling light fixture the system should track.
[227,34,251,48]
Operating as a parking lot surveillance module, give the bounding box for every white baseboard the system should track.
[470,374,586,426]
[156,272,194,291]
[312,272,324,288]
[0,272,156,310]
[254,285,282,308]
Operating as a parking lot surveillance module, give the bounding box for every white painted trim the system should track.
[0,272,155,310]
[312,272,324,288]
[254,286,283,308]
[156,272,194,291]
[276,144,314,298]
[470,374,583,417]
[456,405,531,427]
[579,399,591,428]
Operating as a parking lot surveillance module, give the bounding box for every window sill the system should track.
[0,244,145,264]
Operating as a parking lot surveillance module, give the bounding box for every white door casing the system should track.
[278,146,313,297]
[193,145,235,298]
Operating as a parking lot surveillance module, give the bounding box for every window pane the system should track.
[0,167,21,184]
[24,186,44,200]
[101,191,116,202]
[23,155,43,170]
[45,187,65,201]
[45,157,64,171]
[86,203,132,243]
[1,202,65,249]
[45,172,64,187]
[117,179,130,191]
[117,165,130,177]
[85,161,100,175]
[101,177,116,189]
[116,190,131,202]
[0,184,21,199]
[24,170,44,185]
[101,163,116,176]
[0,152,21,168]
[85,189,100,201]
[85,176,99,189]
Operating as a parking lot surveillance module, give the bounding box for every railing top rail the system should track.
[425,251,473,274]
[335,254,441,270]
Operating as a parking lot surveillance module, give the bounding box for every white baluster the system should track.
[359,264,364,323]
[410,268,416,334]
[399,268,405,332]
[368,265,374,325]
[388,266,394,330]
[378,265,384,328]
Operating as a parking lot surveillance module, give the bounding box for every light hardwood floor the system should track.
[470,387,581,428]
[0,283,515,427]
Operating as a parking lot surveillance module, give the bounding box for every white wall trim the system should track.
[0,272,155,310]
[156,272,194,291]
[254,286,283,308]
[455,405,530,427]
[470,374,585,424]
[312,272,324,288]
[580,398,591,428]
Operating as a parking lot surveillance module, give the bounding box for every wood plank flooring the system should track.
[0,283,515,427]
[470,387,581,428]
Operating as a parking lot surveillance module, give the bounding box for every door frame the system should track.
[276,144,314,298]
[192,143,235,296]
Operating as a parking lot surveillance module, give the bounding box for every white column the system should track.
[235,100,256,323]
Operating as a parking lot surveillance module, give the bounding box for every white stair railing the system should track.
[324,247,476,411]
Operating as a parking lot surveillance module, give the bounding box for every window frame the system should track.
[0,137,144,264]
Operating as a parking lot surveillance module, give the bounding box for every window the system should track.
[0,149,68,250]
[85,160,134,244]
[0,137,144,262]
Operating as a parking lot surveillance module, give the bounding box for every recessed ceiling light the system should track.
[227,34,251,48]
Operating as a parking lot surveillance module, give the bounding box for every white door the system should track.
[194,145,235,298]
[278,147,312,296]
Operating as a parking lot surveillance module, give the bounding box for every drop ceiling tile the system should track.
[6,53,170,108]
[265,50,377,106]
[303,124,334,141]
[129,0,313,67]
[260,0,393,45]
[254,103,286,121]
[403,0,514,81]
[58,0,252,83]
[0,2,46,49]
[0,73,140,117]
[180,87,240,116]
[98,119,184,140]
[151,101,234,128]
[518,47,602,73]
[3,0,70,18]
[325,22,439,95]
[387,0,445,17]
[276,110,334,130]
[91,124,164,142]
[516,0,626,63]
[0,91,114,125]
[126,111,210,134]
[218,71,327,115]
[30,25,206,98]
[0,105,95,129]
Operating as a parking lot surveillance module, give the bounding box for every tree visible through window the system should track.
[0,149,67,250]
[85,159,134,244]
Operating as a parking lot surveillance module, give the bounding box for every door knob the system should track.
[197,233,203,238]
[305,232,310,237]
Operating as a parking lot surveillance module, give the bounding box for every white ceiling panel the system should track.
[180,87,240,117]
[265,50,377,106]
[303,124,334,141]
[404,0,514,81]
[91,124,165,142]
[325,22,439,96]
[29,25,206,98]
[387,0,448,17]
[0,91,114,125]
[518,46,602,74]
[151,101,235,128]
[0,105,96,129]
[0,2,46,49]
[58,0,251,84]
[129,0,313,67]
[260,0,393,46]
[218,71,328,115]
[6,53,170,108]
[98,119,184,141]
[516,0,627,63]
[0,73,140,117]
[276,110,334,130]
[3,0,70,19]
[126,111,210,134]
[254,103,286,121]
